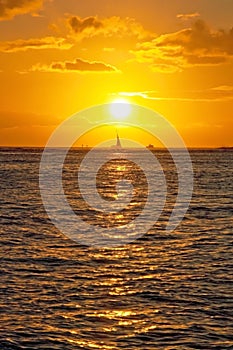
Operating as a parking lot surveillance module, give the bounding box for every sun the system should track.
[110,98,131,120]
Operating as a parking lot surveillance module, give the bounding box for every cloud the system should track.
[117,91,156,99]
[67,15,151,40]
[151,63,183,74]
[177,13,200,21]
[115,87,233,102]
[31,58,119,73]
[0,36,72,52]
[103,47,116,52]
[68,16,103,33]
[131,20,233,72]
[0,0,43,20]
[184,55,227,65]
[211,85,233,92]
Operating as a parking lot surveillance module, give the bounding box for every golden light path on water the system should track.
[0,149,233,349]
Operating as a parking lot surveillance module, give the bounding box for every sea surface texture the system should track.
[0,148,232,350]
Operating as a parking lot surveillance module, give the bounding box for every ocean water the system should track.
[0,148,232,350]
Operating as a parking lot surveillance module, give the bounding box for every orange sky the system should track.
[0,0,233,147]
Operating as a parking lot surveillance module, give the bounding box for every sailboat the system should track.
[111,131,122,150]
[116,132,122,149]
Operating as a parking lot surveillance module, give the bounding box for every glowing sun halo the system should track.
[110,98,131,120]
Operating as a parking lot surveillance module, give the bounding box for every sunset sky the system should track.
[0,0,233,147]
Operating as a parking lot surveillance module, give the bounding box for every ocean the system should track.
[0,148,232,349]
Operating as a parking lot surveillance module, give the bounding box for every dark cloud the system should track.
[67,15,150,40]
[0,0,43,20]
[64,58,116,72]
[131,20,233,72]
[68,16,103,34]
[50,62,63,70]
[32,58,119,73]
[0,36,72,52]
[156,20,233,55]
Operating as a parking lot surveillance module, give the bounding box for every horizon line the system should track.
[0,146,232,150]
